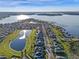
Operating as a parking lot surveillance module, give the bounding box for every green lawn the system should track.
[0,29,37,59]
[24,29,37,58]
[0,30,21,59]
[52,27,72,59]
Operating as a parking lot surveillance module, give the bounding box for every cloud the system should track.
[0,0,79,12]
[0,0,79,7]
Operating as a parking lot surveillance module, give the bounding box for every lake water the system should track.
[10,30,32,51]
[0,14,79,37]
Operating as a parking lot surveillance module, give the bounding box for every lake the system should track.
[10,30,32,51]
[0,14,79,37]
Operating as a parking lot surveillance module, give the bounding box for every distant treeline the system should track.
[0,11,79,20]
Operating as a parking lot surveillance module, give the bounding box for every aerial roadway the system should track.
[42,24,55,59]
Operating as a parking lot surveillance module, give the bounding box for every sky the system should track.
[0,0,79,12]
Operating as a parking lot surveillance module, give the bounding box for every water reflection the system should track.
[0,15,79,37]
[10,30,31,51]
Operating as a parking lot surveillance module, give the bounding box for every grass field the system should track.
[25,29,37,58]
[52,27,72,59]
[0,30,21,59]
[0,29,37,59]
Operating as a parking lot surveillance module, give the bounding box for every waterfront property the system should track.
[0,15,79,59]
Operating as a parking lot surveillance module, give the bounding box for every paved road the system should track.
[71,54,79,59]
[42,24,55,59]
